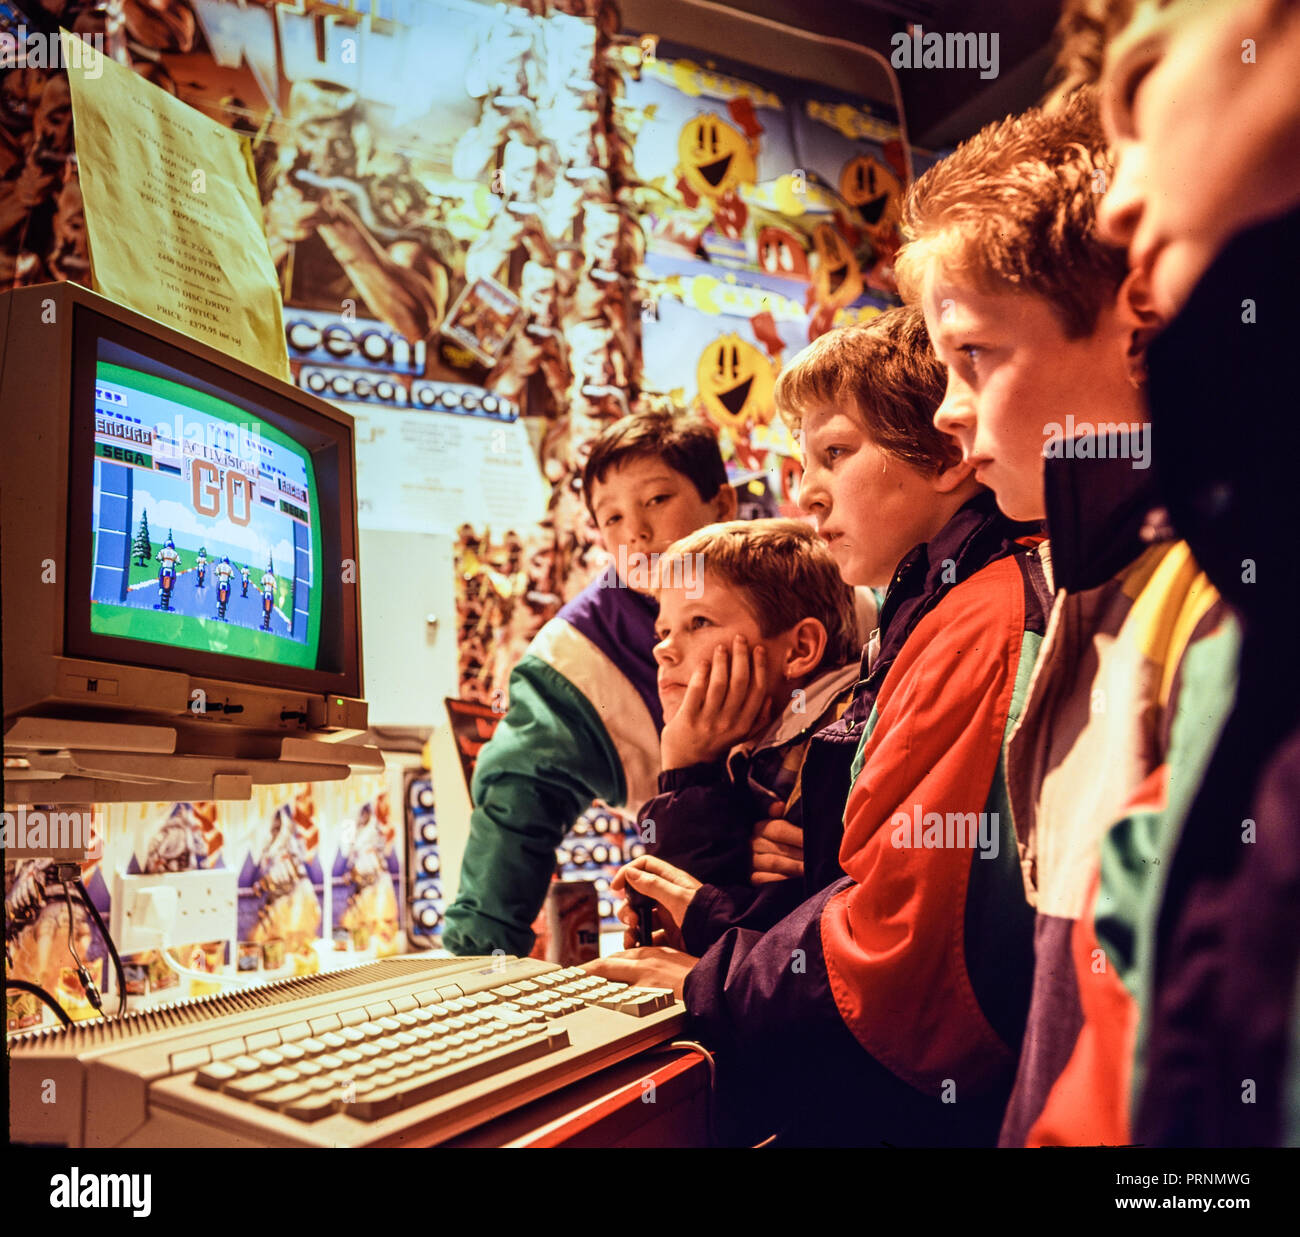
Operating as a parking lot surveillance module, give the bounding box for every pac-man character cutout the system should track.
[696,333,777,429]
[677,115,758,202]
[840,154,903,238]
[812,223,864,309]
[757,225,811,280]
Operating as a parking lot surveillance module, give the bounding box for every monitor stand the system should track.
[3,715,384,805]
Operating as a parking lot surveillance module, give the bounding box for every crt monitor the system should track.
[0,283,366,741]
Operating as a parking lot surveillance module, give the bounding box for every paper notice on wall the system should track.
[60,30,290,380]
[351,408,548,535]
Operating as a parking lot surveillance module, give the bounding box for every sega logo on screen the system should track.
[299,366,408,405]
[285,311,426,373]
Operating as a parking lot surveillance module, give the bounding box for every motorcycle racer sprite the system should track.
[155,534,181,610]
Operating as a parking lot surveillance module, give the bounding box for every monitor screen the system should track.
[89,348,322,670]
[63,307,360,700]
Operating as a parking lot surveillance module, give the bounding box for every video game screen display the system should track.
[88,344,323,670]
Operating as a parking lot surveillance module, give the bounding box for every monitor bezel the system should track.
[63,303,361,699]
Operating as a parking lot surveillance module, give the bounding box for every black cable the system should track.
[75,878,127,1020]
[62,880,104,1017]
[5,979,73,1029]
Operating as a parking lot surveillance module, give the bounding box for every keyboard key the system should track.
[296,1060,325,1078]
[394,1032,418,1047]
[352,1062,380,1079]
[255,1083,312,1109]
[375,1036,402,1053]
[196,1062,237,1089]
[390,995,417,1014]
[377,1017,402,1033]
[309,1014,343,1035]
[339,1027,366,1044]
[410,1044,433,1060]
[496,1008,535,1026]
[390,1051,414,1067]
[284,1095,340,1122]
[225,1073,278,1098]
[246,1029,280,1052]
[338,1007,367,1028]
[319,1032,347,1050]
[412,1009,435,1024]
[229,1055,262,1076]
[278,1021,312,1043]
[357,1042,382,1059]
[366,1001,395,1019]
[299,1038,328,1055]
[171,1046,211,1072]
[270,1067,300,1085]
[211,1037,246,1061]
[466,993,497,1007]
[490,985,521,999]
[607,990,672,1017]
[306,1076,337,1094]
[254,1049,285,1068]
[317,1054,345,1071]
[357,1023,384,1039]
[540,1002,566,1016]
[394,1013,418,1027]
[336,1048,364,1065]
[512,980,540,993]
[277,1044,307,1062]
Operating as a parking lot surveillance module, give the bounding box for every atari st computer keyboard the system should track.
[8,955,684,1147]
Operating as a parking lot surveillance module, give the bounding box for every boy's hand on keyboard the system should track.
[660,636,770,771]
[751,806,804,883]
[582,947,698,999]
[612,856,701,949]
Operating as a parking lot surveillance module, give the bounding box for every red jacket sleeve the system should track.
[821,557,1030,1098]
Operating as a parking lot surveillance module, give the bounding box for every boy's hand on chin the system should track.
[660,636,770,770]
[582,947,698,999]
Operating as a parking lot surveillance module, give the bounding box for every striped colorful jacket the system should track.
[683,502,1050,1146]
[998,451,1229,1146]
[442,567,662,957]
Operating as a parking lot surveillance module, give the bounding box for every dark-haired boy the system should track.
[442,412,737,956]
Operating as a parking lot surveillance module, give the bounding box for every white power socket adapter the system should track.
[110,869,238,955]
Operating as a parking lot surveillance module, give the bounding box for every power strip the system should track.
[110,869,238,955]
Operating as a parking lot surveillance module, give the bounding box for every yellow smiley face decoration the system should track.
[677,115,757,201]
[696,333,776,430]
[812,223,864,309]
[839,154,903,239]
